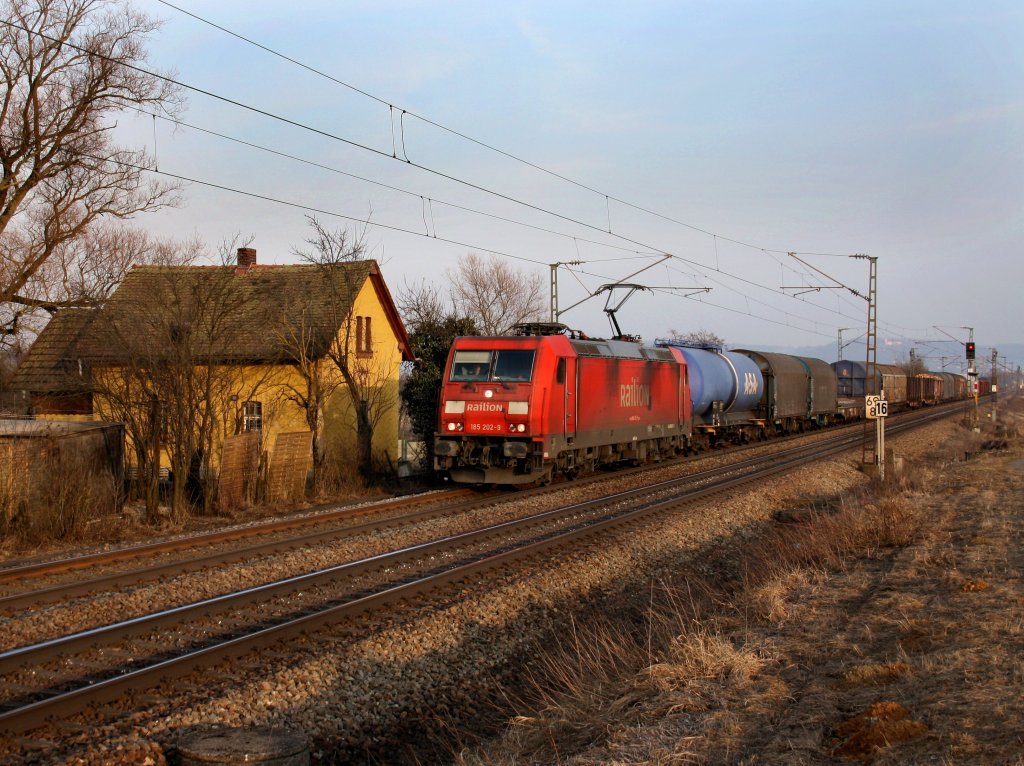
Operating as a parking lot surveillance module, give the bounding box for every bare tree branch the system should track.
[447,253,545,335]
[0,0,184,311]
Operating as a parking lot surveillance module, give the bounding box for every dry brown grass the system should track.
[831,701,929,761]
[453,473,928,765]
[451,407,1024,765]
[1,444,122,548]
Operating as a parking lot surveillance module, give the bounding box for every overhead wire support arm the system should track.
[555,253,672,322]
[780,285,844,297]
[550,260,585,322]
[786,252,868,301]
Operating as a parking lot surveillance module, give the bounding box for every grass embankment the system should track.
[453,407,1024,764]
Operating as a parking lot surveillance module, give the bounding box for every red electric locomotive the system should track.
[434,324,692,484]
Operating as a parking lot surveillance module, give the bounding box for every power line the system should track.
[134,111,866,335]
[0,17,678,262]
[143,111,660,260]
[4,15,881,337]
[153,1,866,261]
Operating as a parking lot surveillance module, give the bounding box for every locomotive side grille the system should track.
[645,349,674,361]
[573,342,604,356]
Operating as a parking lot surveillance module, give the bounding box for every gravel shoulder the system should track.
[4,408,1010,765]
[464,405,1024,765]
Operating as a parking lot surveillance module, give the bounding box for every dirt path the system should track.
[741,443,1024,764]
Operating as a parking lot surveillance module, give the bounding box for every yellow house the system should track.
[12,248,413,504]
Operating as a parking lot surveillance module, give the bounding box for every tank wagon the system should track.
[653,341,763,445]
[434,325,691,484]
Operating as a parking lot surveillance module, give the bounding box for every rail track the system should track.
[0,402,967,738]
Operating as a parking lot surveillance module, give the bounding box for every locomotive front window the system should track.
[451,351,492,382]
[493,350,535,382]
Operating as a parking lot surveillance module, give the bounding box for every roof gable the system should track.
[82,260,377,364]
[11,309,97,393]
[14,259,413,391]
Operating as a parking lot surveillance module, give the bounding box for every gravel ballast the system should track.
[0,418,963,765]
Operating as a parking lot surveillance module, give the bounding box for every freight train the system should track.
[433,323,969,485]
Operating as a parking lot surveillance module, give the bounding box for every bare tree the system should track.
[92,247,263,520]
[667,327,726,348]
[395,278,447,333]
[0,0,183,328]
[293,216,399,482]
[447,253,545,335]
[2,223,199,350]
[273,290,342,492]
[900,352,927,377]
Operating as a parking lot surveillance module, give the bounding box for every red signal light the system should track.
[966,342,976,360]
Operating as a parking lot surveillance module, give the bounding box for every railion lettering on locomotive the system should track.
[466,402,503,413]
[620,377,651,408]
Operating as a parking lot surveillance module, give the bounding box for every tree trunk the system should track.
[357,398,373,480]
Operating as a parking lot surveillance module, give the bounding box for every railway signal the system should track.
[966,341,976,360]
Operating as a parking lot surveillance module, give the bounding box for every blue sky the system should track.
[125,0,1023,363]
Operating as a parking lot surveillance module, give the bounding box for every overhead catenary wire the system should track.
[103,148,850,341]
[153,1,867,261]
[140,111,659,259]
[3,15,880,339]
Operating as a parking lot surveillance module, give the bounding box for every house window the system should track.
[243,401,263,432]
[356,315,373,356]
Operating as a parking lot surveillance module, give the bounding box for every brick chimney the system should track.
[236,247,257,268]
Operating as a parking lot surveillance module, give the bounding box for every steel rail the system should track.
[0,488,475,585]
[0,428,849,675]
[1,402,961,662]
[0,489,510,613]
[0,420,854,605]
[0,403,963,735]
[0,398,963,590]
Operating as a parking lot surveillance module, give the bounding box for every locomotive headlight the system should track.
[483,389,494,398]
[447,422,457,431]
[517,424,526,432]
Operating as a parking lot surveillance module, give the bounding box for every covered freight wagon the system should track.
[797,356,839,419]
[830,361,908,407]
[938,372,968,401]
[734,350,836,431]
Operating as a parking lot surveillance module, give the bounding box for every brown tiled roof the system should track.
[10,309,97,394]
[14,259,412,393]
[80,260,383,364]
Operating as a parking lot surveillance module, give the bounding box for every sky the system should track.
[119,0,1023,367]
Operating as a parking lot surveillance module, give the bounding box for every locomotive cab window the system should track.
[493,350,535,382]
[451,351,492,382]
[450,349,536,382]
